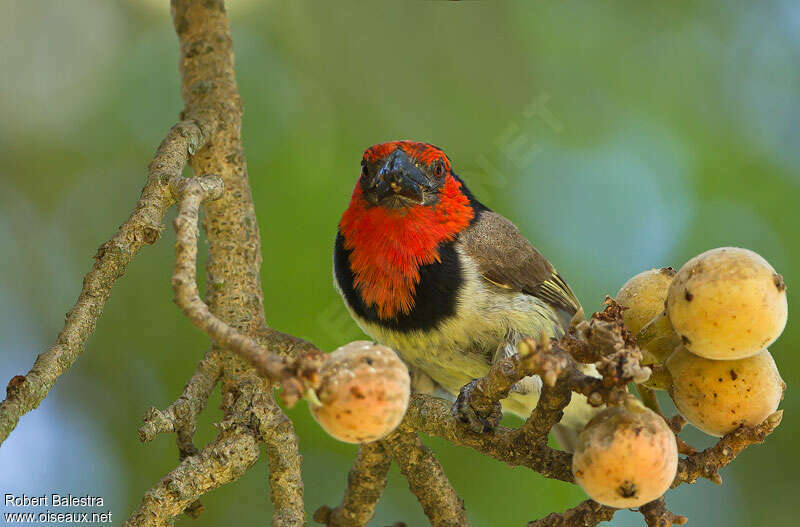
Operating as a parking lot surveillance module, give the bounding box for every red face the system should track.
[339,141,475,319]
[359,141,452,209]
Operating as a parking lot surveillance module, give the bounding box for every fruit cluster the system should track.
[573,247,787,509]
[304,247,786,516]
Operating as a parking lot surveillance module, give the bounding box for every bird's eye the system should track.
[433,161,445,178]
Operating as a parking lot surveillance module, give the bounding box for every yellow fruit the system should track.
[616,267,676,336]
[310,341,410,443]
[617,268,680,364]
[667,247,787,360]
[572,401,677,508]
[636,312,681,364]
[666,347,784,437]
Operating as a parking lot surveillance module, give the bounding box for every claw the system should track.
[451,379,502,433]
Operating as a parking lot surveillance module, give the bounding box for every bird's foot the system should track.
[452,379,502,433]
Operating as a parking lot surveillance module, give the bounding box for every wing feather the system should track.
[458,211,580,328]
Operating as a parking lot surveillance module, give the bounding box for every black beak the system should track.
[372,149,426,205]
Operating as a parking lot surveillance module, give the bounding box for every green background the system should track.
[1,1,798,525]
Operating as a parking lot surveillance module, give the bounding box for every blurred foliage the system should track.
[1,1,799,526]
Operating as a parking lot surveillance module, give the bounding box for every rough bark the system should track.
[314,442,393,527]
[527,499,616,527]
[384,426,470,527]
[126,1,310,525]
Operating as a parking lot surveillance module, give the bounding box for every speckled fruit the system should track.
[310,341,410,443]
[572,402,677,508]
[616,267,676,336]
[666,347,784,437]
[666,247,787,360]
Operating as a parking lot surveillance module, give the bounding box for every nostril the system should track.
[379,169,401,183]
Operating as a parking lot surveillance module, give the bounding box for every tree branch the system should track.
[515,383,572,445]
[527,499,616,527]
[254,390,307,527]
[128,1,311,525]
[168,175,324,404]
[639,497,687,526]
[461,303,649,436]
[0,117,214,446]
[314,441,393,527]
[406,394,574,483]
[675,410,783,487]
[138,346,223,445]
[123,417,261,527]
[384,425,470,527]
[137,345,224,518]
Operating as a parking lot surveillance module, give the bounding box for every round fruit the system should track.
[666,247,787,360]
[666,347,785,437]
[572,401,678,508]
[310,341,410,443]
[616,267,676,336]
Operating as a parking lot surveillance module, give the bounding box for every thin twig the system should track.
[0,119,213,446]
[161,172,314,526]
[169,175,325,404]
[314,441,393,527]
[136,346,225,518]
[138,346,223,443]
[460,302,649,434]
[675,410,783,487]
[637,384,661,414]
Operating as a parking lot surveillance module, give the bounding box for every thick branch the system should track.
[123,421,261,527]
[254,391,307,527]
[384,426,470,527]
[314,441,393,527]
[515,383,572,445]
[0,118,213,446]
[527,499,616,527]
[407,395,574,483]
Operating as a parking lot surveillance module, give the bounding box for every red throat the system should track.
[339,174,474,319]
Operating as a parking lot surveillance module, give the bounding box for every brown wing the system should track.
[458,211,581,327]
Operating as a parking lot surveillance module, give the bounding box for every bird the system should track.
[332,140,597,444]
